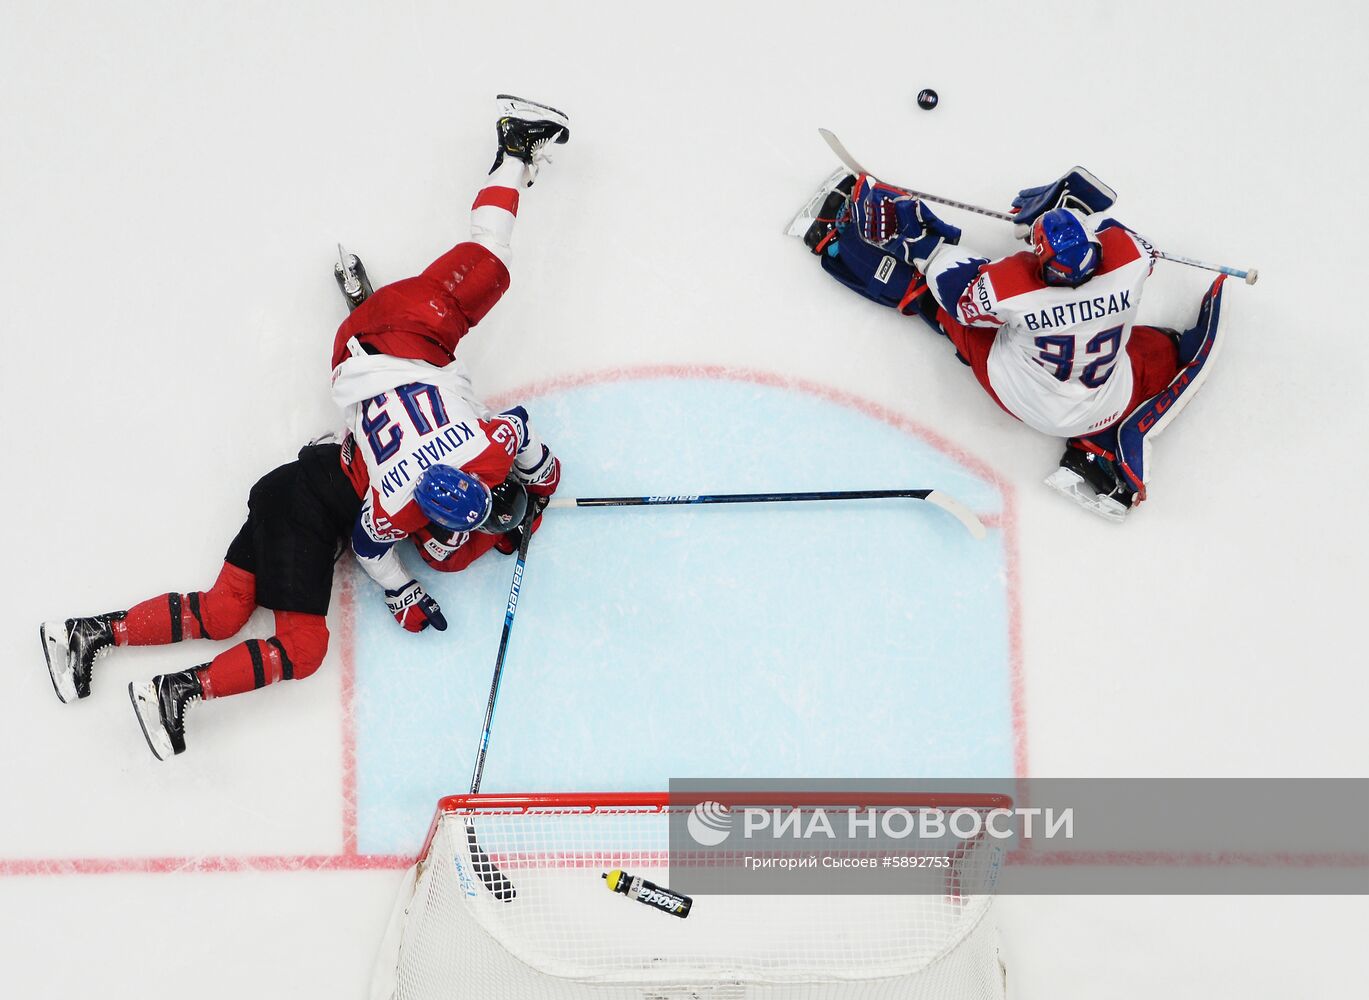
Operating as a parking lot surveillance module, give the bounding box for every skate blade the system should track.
[128,682,174,761]
[40,621,77,704]
[785,167,850,237]
[1044,468,1129,524]
[495,93,570,127]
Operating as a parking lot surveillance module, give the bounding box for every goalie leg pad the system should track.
[1114,276,1227,495]
[818,242,920,309]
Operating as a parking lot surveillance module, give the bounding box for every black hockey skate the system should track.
[1044,445,1136,523]
[334,244,373,312]
[490,94,570,184]
[128,668,203,760]
[40,612,124,703]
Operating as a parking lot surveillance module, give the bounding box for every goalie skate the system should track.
[1044,451,1133,524]
[785,167,853,238]
[1044,465,1129,523]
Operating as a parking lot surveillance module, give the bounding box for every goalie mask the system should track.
[1031,207,1101,287]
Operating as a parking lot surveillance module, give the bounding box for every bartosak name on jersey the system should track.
[378,421,478,498]
[1022,291,1132,331]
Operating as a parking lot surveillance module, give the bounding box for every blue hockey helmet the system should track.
[475,477,529,535]
[1030,207,1101,287]
[414,464,492,531]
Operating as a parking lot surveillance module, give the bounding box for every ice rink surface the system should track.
[3,2,1368,997]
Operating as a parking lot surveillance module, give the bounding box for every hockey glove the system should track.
[516,445,562,498]
[413,525,474,572]
[384,580,448,633]
[1010,168,1117,227]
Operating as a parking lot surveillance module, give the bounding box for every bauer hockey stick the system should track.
[817,128,1259,285]
[547,489,987,540]
[463,521,535,902]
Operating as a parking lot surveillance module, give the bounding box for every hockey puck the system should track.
[916,88,939,111]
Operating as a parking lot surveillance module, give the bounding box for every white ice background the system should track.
[3,2,1368,998]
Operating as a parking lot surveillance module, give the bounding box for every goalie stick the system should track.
[815,128,1259,285]
[548,488,987,540]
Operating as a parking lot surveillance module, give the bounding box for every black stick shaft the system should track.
[551,489,932,508]
[469,523,533,795]
[546,488,986,539]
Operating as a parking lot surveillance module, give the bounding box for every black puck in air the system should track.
[917,88,939,111]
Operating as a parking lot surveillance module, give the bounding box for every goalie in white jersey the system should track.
[924,209,1160,439]
[806,167,1228,521]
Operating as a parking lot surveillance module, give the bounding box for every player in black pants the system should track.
[42,441,364,760]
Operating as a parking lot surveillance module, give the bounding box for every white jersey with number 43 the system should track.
[330,352,519,534]
[926,219,1158,438]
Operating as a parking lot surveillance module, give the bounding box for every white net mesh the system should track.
[374,795,1008,1000]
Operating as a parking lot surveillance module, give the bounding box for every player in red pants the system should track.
[330,93,569,371]
[329,95,566,619]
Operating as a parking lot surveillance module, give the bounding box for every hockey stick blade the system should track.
[466,820,517,901]
[923,490,988,540]
[818,128,870,177]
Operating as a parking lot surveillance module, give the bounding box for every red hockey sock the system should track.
[113,562,257,647]
[197,612,330,700]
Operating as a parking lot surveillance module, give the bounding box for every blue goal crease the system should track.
[350,378,1014,856]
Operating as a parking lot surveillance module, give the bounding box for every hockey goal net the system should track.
[371,792,1010,1000]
